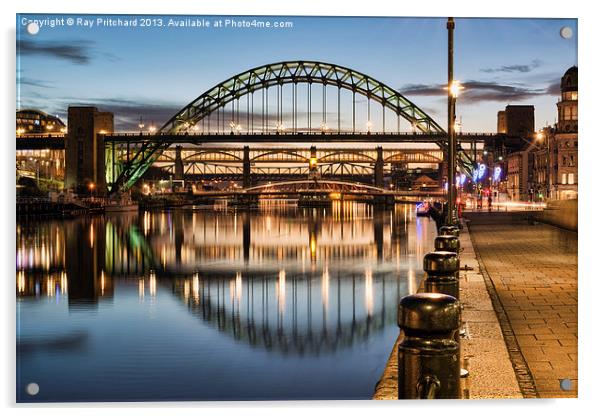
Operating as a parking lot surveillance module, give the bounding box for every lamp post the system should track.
[535,130,550,199]
[446,17,459,225]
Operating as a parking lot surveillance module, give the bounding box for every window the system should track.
[568,173,575,185]
[571,92,578,100]
[562,173,567,184]
[562,156,567,166]
[569,155,574,166]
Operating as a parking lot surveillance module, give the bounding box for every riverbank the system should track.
[373,217,522,400]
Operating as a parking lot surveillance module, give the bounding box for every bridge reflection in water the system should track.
[17,201,436,400]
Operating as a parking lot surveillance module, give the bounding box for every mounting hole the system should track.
[560,378,572,391]
[26,382,39,396]
[560,26,573,39]
[26,22,40,36]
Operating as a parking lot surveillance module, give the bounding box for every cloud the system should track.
[17,39,93,64]
[18,77,53,88]
[480,59,543,74]
[76,98,182,130]
[399,79,560,103]
[545,79,561,96]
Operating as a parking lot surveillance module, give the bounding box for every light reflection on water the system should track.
[16,201,435,402]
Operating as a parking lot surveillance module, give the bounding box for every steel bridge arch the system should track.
[111,60,474,193]
[318,149,376,163]
[243,179,387,194]
[161,60,445,134]
[182,150,242,162]
[385,150,442,164]
[251,149,309,163]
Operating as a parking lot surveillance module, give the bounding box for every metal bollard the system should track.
[398,293,461,399]
[434,235,460,253]
[424,251,460,299]
[439,225,460,237]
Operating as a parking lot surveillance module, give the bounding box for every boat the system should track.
[104,193,139,213]
[298,192,332,208]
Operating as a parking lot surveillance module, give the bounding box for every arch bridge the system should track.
[106,60,476,194]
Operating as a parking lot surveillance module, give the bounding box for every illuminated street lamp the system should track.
[366,120,372,133]
[148,125,157,133]
[138,117,145,133]
[449,80,463,98]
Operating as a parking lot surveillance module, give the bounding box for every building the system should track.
[64,106,114,195]
[505,105,535,138]
[505,151,533,201]
[497,111,507,134]
[552,66,578,200]
[16,109,66,134]
[532,66,578,200]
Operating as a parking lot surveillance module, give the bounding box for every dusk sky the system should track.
[16,14,577,133]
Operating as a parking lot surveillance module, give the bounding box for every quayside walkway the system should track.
[465,211,578,398]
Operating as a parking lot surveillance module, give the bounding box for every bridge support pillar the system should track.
[374,146,384,188]
[174,145,184,180]
[243,146,252,188]
[309,146,318,179]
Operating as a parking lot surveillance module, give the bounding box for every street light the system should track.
[535,129,550,199]
[449,80,463,98]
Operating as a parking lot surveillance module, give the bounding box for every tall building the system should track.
[64,106,114,195]
[552,66,578,200]
[505,105,535,138]
[532,66,578,200]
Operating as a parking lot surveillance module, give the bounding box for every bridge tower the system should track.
[65,106,113,195]
[309,146,319,180]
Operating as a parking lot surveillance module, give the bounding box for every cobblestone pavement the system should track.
[465,212,578,398]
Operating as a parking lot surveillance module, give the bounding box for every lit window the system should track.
[562,173,567,184]
[568,173,575,185]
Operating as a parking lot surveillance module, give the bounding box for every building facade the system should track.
[532,66,578,201]
[16,109,66,134]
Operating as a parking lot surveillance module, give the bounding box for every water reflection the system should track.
[16,201,436,401]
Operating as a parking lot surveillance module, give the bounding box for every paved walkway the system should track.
[465,212,578,398]
[373,218,521,399]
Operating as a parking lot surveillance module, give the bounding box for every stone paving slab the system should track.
[464,212,578,398]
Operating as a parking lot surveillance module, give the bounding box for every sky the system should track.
[16,14,578,133]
